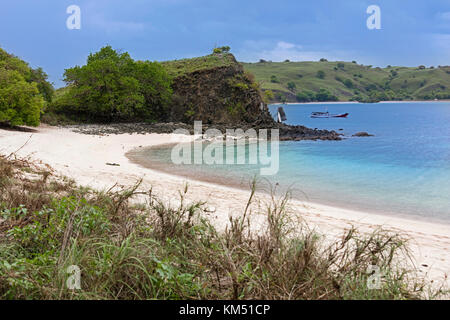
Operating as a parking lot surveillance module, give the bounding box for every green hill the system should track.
[242,60,450,103]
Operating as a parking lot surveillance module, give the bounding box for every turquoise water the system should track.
[135,102,450,223]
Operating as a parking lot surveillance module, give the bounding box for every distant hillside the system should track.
[242,60,450,103]
[162,53,273,125]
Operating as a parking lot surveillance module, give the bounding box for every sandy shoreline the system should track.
[1,125,449,288]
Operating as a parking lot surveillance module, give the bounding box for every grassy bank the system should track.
[243,60,450,103]
[0,154,446,300]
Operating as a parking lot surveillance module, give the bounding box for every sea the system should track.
[129,102,450,223]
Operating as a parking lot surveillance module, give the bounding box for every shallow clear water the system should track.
[134,102,450,223]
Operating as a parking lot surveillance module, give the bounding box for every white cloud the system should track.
[437,12,450,21]
[276,41,297,50]
[431,33,450,50]
[87,13,146,34]
[435,12,450,29]
[236,40,355,62]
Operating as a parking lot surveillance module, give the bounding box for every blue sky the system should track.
[1,0,450,87]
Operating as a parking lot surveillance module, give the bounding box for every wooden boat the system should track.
[277,107,287,122]
[311,112,349,118]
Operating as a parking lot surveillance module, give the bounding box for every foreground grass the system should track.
[0,154,446,300]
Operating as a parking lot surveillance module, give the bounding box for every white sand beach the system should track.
[1,125,449,288]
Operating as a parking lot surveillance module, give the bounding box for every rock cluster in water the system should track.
[66,121,342,141]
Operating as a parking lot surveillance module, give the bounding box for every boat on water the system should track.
[277,107,287,122]
[311,111,349,118]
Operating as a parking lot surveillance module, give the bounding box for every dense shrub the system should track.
[315,88,338,101]
[316,70,325,79]
[344,79,354,89]
[213,46,231,54]
[287,81,296,91]
[296,91,314,102]
[296,89,337,102]
[51,46,172,122]
[0,48,53,126]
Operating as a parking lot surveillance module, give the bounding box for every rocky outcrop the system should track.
[68,122,341,141]
[169,54,273,125]
[352,132,374,137]
[278,124,342,141]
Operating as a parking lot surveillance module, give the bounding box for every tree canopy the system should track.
[0,48,53,126]
[52,46,172,122]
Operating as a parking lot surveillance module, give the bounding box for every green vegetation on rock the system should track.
[162,52,237,78]
[163,52,271,125]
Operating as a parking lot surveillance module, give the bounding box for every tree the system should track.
[316,70,326,79]
[0,47,51,126]
[287,81,296,91]
[0,69,43,126]
[296,92,311,102]
[30,67,54,103]
[133,61,173,120]
[315,89,338,102]
[213,46,231,54]
[270,75,279,83]
[343,79,354,89]
[264,90,274,103]
[54,46,172,122]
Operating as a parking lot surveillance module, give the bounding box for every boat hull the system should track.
[311,113,349,118]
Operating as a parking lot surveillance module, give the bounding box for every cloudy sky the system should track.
[1,0,450,87]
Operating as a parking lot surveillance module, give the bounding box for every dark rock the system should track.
[169,56,274,125]
[66,121,342,142]
[352,132,374,137]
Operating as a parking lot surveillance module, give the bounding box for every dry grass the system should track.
[0,154,447,300]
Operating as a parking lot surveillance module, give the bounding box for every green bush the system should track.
[315,88,338,102]
[344,79,354,89]
[213,46,231,54]
[316,70,325,79]
[296,91,313,102]
[287,81,296,91]
[0,48,53,127]
[51,46,172,122]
